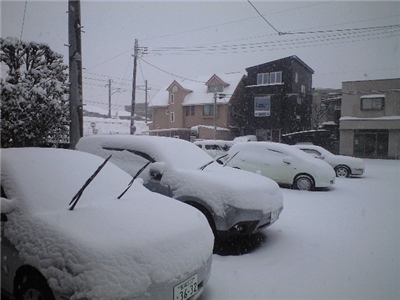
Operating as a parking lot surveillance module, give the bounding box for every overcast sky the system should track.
[1,0,399,111]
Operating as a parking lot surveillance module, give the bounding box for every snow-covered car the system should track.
[194,140,233,160]
[292,144,365,178]
[76,135,283,241]
[1,148,213,300]
[225,142,336,191]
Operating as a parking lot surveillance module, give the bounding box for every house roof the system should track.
[150,72,245,107]
[246,55,314,74]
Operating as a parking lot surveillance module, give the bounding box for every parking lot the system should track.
[204,159,400,300]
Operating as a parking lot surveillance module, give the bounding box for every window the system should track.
[185,106,195,116]
[208,84,222,93]
[172,85,178,93]
[301,85,306,94]
[256,71,281,85]
[170,112,175,122]
[295,72,298,83]
[170,94,174,104]
[203,105,214,116]
[166,109,169,115]
[361,96,384,110]
[254,96,271,117]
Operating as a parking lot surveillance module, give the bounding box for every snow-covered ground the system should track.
[204,159,400,300]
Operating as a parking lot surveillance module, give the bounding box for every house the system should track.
[230,55,314,141]
[148,73,246,140]
[312,88,342,130]
[340,78,400,159]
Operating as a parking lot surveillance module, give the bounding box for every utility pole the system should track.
[145,80,148,124]
[213,92,217,140]
[130,39,138,134]
[68,0,83,149]
[108,78,112,118]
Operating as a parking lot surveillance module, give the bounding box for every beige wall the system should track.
[341,78,400,118]
[340,78,400,158]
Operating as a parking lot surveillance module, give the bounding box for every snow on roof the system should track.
[150,72,244,107]
[360,94,385,99]
[340,116,400,121]
[1,148,213,299]
[83,104,131,117]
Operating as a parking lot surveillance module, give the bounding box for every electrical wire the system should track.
[247,0,284,35]
[139,57,207,83]
[19,1,28,41]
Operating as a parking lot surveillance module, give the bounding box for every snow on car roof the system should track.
[1,148,213,299]
[231,141,321,162]
[78,135,213,169]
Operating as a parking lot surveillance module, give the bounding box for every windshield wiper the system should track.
[215,153,228,164]
[117,161,152,199]
[198,159,214,171]
[223,151,240,167]
[69,155,112,211]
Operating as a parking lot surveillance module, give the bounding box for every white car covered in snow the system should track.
[194,140,233,160]
[1,148,213,300]
[76,135,283,241]
[292,144,365,178]
[225,142,335,191]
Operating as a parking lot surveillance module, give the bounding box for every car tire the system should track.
[294,174,314,191]
[14,271,55,300]
[335,165,350,178]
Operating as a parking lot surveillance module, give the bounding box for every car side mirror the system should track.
[149,162,168,181]
[282,157,292,164]
[149,169,162,180]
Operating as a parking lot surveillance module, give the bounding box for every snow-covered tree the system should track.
[1,37,69,147]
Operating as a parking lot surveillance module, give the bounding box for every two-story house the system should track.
[230,55,314,141]
[148,73,246,140]
[340,78,400,159]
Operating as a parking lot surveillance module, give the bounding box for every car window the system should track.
[205,144,221,150]
[303,149,322,157]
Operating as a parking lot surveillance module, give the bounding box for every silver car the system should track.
[77,135,284,241]
[1,148,213,300]
[292,144,365,178]
[226,142,336,191]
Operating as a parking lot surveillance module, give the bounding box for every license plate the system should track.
[173,274,198,300]
[271,209,280,223]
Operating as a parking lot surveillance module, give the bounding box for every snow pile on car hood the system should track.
[1,148,214,299]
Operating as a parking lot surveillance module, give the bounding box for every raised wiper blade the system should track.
[117,161,152,199]
[69,155,112,211]
[215,153,228,164]
[223,151,240,167]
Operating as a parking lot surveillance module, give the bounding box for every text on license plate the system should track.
[173,274,198,300]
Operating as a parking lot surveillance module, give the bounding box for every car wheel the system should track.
[15,272,55,300]
[335,165,350,178]
[294,174,314,191]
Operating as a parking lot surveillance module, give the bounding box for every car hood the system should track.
[159,163,283,216]
[1,148,214,299]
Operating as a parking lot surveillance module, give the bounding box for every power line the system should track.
[247,0,284,35]
[20,1,28,41]
[144,25,399,55]
[139,57,207,83]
